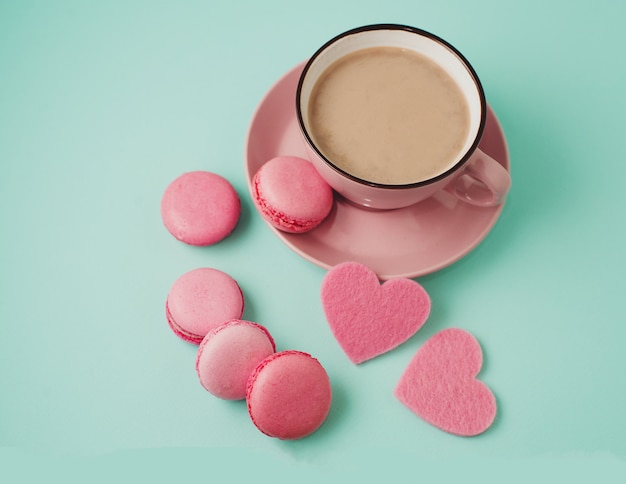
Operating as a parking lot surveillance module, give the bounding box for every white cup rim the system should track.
[295,23,488,189]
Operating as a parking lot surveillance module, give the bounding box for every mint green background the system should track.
[1,0,625,481]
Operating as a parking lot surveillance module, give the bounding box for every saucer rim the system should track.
[244,62,510,280]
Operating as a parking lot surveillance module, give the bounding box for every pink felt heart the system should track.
[320,261,431,364]
[394,328,497,436]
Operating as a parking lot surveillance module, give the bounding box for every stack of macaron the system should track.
[161,170,332,439]
[193,315,332,440]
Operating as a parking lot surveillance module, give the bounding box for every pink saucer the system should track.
[245,63,510,280]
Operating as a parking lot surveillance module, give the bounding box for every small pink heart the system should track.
[394,328,497,436]
[320,261,430,364]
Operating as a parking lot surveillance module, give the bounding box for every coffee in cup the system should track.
[296,24,511,210]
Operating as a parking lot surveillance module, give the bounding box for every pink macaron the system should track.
[252,156,333,233]
[196,320,276,400]
[165,268,244,345]
[246,350,332,440]
[161,170,240,245]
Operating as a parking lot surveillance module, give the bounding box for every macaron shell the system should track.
[246,350,332,440]
[161,170,240,245]
[196,320,276,400]
[166,308,207,344]
[166,268,244,344]
[253,156,333,233]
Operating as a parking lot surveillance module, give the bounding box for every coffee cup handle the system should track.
[444,148,511,207]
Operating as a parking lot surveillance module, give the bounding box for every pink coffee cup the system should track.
[296,24,511,210]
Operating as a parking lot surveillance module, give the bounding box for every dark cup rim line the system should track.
[295,23,487,190]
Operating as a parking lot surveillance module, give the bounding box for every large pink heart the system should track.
[320,261,431,364]
[394,328,497,436]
